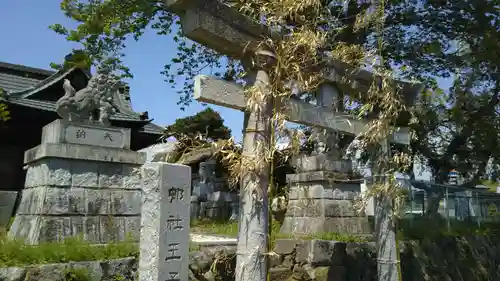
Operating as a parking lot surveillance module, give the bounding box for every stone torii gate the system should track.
[194,75,412,144]
[164,1,422,281]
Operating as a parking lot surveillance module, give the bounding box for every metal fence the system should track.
[399,181,500,230]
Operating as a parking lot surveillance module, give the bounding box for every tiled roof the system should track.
[141,122,165,135]
[0,62,65,96]
[5,97,150,123]
[5,96,164,135]
[0,61,164,135]
[0,62,55,94]
[0,62,55,77]
[0,71,47,93]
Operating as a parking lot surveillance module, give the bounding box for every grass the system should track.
[190,219,239,237]
[0,227,207,267]
[0,218,369,268]
[190,219,370,246]
[0,229,138,267]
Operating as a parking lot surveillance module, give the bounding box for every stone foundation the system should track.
[281,170,372,235]
[8,120,145,244]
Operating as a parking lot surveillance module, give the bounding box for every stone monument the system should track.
[139,162,191,281]
[192,160,216,201]
[189,159,239,221]
[8,68,145,244]
[280,82,371,235]
[281,153,372,235]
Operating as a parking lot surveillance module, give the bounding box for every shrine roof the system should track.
[0,61,164,135]
[0,61,54,92]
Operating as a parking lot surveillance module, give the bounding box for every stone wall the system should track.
[9,150,143,244]
[2,236,499,281]
[270,236,500,281]
[0,257,139,281]
[0,191,17,228]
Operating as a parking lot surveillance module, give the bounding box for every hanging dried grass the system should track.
[172,0,414,222]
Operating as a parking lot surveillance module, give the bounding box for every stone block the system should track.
[287,171,362,184]
[7,215,29,241]
[98,163,124,188]
[202,201,231,221]
[291,154,352,173]
[82,216,101,242]
[41,187,86,214]
[180,8,260,60]
[43,159,72,186]
[17,187,87,215]
[16,187,45,215]
[280,217,372,235]
[0,267,26,281]
[24,164,39,188]
[288,182,360,200]
[39,216,73,243]
[191,201,201,220]
[0,258,139,281]
[68,216,101,242]
[99,216,126,243]
[9,215,75,244]
[86,189,112,215]
[24,263,69,281]
[295,240,347,266]
[24,143,145,165]
[124,216,141,241]
[24,158,72,187]
[208,191,229,202]
[269,267,292,281]
[101,258,138,280]
[139,162,191,281]
[274,239,305,255]
[122,165,141,190]
[110,190,142,215]
[71,160,99,187]
[41,119,131,149]
[286,199,359,217]
[0,191,18,228]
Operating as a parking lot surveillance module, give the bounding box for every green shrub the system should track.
[398,215,500,240]
[64,268,93,281]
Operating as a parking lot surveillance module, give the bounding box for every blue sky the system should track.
[0,0,244,139]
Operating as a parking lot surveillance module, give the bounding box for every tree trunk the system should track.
[235,51,274,281]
